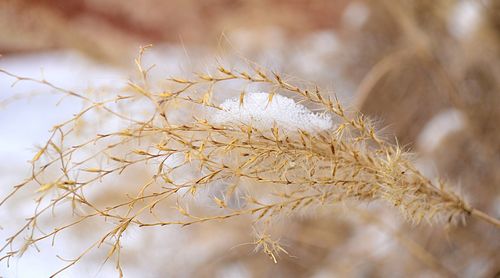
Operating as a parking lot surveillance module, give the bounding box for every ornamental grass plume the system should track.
[0,46,499,277]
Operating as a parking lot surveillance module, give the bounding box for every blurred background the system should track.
[1,0,499,277]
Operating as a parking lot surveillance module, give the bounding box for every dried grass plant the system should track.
[1,46,499,277]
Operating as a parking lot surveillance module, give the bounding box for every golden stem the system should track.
[470,208,500,228]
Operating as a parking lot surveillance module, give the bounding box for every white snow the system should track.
[448,1,482,39]
[417,108,465,153]
[342,2,370,29]
[211,92,333,133]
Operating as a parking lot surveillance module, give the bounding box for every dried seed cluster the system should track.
[0,47,498,277]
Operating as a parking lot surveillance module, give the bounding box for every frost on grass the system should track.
[211,92,333,133]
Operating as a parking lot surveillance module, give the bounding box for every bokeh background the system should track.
[1,0,499,277]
